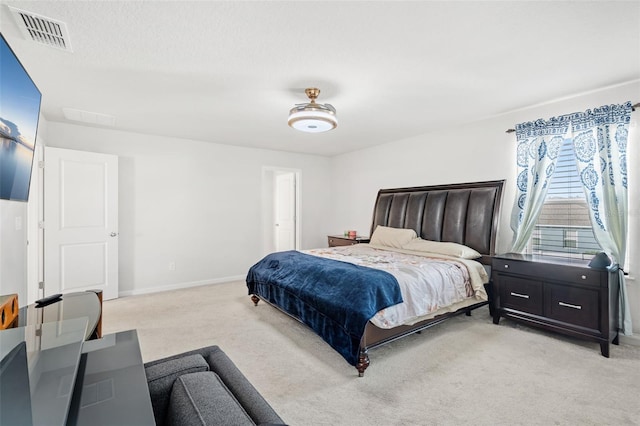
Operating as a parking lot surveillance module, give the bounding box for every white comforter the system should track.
[303,244,488,329]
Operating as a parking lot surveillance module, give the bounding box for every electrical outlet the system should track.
[169,262,176,271]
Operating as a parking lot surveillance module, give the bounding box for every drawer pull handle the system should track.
[581,275,587,280]
[559,301,582,310]
[504,264,509,269]
[510,292,529,299]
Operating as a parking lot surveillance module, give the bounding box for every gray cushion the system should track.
[145,354,210,426]
[168,371,254,426]
[144,346,286,425]
[205,350,284,425]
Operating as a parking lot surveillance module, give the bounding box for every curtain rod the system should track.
[505,102,640,133]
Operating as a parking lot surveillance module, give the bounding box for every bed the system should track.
[247,180,504,376]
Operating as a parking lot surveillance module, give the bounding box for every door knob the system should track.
[110,232,118,237]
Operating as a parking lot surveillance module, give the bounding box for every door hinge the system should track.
[38,161,45,169]
[38,281,44,290]
[38,221,44,229]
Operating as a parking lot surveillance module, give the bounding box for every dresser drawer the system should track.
[493,259,520,273]
[494,259,602,287]
[498,275,543,316]
[545,284,599,330]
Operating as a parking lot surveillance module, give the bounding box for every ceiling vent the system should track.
[8,6,73,52]
[63,108,116,127]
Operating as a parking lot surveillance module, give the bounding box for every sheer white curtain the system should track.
[570,102,633,335]
[510,116,571,252]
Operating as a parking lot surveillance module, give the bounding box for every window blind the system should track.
[529,138,602,259]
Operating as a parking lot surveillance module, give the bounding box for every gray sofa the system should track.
[144,345,286,426]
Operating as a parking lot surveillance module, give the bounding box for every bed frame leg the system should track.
[250,295,260,306]
[356,348,369,377]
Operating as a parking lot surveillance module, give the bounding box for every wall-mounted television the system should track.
[0,33,42,202]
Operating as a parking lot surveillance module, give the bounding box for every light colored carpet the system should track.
[102,281,640,426]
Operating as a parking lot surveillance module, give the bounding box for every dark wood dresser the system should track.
[491,253,619,357]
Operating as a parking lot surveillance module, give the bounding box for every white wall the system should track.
[45,122,332,296]
[0,118,45,307]
[0,200,28,303]
[330,80,640,334]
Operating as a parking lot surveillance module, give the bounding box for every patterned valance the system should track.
[515,114,572,140]
[570,101,633,131]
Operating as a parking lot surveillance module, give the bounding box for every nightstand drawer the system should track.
[499,275,543,316]
[328,237,357,247]
[545,284,599,330]
[327,235,370,247]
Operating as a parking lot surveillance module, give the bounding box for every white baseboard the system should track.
[118,275,246,297]
[619,334,640,346]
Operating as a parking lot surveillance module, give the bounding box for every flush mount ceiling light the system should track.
[288,88,337,133]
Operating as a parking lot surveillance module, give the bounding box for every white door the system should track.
[274,172,296,251]
[44,147,119,300]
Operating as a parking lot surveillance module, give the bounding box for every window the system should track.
[563,229,577,248]
[528,138,601,259]
[531,229,541,247]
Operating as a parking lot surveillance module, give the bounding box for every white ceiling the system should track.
[1,1,639,157]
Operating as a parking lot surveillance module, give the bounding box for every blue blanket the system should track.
[246,250,402,366]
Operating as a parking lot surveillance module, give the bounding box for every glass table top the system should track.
[0,317,87,426]
[19,292,101,341]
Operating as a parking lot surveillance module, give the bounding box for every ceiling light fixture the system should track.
[288,88,337,133]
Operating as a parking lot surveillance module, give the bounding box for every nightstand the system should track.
[327,235,370,247]
[491,253,619,357]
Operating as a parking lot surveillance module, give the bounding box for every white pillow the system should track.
[402,238,482,259]
[369,226,417,249]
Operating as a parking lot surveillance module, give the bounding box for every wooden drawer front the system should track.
[547,268,602,287]
[499,275,543,315]
[494,259,601,287]
[493,259,521,274]
[545,284,599,330]
[328,237,357,247]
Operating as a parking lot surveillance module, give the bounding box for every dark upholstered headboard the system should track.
[370,180,505,265]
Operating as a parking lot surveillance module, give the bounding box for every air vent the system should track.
[8,6,73,52]
[63,108,116,126]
